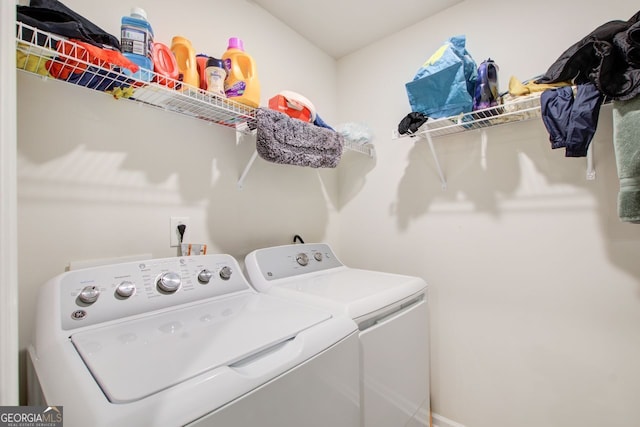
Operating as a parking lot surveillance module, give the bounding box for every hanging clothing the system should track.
[612,96,640,223]
[540,83,604,158]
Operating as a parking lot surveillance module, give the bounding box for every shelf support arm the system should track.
[237,150,258,189]
[425,133,447,190]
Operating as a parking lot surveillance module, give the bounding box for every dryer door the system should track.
[358,295,430,427]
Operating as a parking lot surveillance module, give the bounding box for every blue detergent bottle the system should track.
[120,7,154,82]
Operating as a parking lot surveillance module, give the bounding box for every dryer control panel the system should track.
[246,243,344,286]
[56,255,251,330]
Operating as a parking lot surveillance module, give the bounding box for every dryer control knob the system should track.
[116,281,136,298]
[296,253,309,266]
[313,252,323,262]
[198,269,214,284]
[78,285,100,304]
[157,272,181,293]
[219,266,232,281]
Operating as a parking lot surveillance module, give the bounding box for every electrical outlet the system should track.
[170,217,189,247]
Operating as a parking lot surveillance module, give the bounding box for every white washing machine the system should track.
[245,243,430,427]
[28,253,360,427]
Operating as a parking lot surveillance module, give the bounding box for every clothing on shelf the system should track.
[537,10,640,100]
[540,83,604,158]
[17,0,120,50]
[256,108,344,168]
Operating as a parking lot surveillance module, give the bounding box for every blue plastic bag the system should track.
[405,35,478,119]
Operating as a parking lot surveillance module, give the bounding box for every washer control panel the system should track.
[59,254,249,330]
[249,243,344,282]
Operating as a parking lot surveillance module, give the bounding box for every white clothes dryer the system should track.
[245,243,430,427]
[28,253,360,427]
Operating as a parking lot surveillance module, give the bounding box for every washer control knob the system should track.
[115,281,136,298]
[313,252,323,262]
[296,253,309,266]
[78,285,100,304]
[157,272,181,293]
[198,269,214,284]
[219,266,232,281]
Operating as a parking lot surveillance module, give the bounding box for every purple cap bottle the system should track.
[227,37,245,51]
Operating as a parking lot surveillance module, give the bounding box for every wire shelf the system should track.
[15,19,374,189]
[393,94,543,139]
[343,141,375,157]
[390,90,601,189]
[15,21,257,133]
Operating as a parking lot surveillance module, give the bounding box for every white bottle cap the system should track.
[131,7,147,20]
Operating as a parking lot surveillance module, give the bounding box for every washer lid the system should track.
[71,292,331,403]
[273,268,427,319]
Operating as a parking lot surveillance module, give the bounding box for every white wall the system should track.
[16,0,342,401]
[16,0,640,425]
[336,1,640,427]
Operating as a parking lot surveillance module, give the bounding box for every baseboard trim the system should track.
[432,413,466,427]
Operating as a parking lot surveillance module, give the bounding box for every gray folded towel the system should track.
[256,107,343,168]
[613,96,640,223]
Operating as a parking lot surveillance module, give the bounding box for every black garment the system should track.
[537,10,640,100]
[398,112,428,135]
[537,19,631,85]
[590,40,640,101]
[17,0,120,50]
[540,84,604,158]
[614,21,640,67]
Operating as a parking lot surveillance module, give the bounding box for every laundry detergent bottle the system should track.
[171,36,200,90]
[222,37,260,107]
[120,7,154,81]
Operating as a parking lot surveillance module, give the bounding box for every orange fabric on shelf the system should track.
[47,39,139,80]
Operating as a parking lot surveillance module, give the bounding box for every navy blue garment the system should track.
[313,114,335,131]
[540,86,575,150]
[540,83,604,157]
[65,66,133,92]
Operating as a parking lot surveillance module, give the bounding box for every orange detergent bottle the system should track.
[170,36,199,90]
[222,37,260,107]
